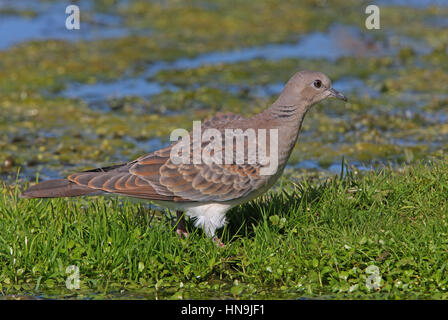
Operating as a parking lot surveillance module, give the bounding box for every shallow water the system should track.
[62,79,178,103]
[60,24,385,101]
[154,25,386,66]
[0,0,138,50]
[1,1,447,182]
[379,0,448,7]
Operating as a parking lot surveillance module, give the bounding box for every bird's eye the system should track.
[313,80,322,89]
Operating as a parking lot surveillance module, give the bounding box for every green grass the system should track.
[1,160,448,299]
[2,1,448,179]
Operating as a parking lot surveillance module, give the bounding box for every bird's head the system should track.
[274,70,347,109]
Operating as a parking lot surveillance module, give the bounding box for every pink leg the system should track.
[176,211,189,238]
[213,236,225,247]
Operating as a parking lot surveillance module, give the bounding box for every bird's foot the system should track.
[175,211,188,238]
[213,236,225,247]
[176,228,189,238]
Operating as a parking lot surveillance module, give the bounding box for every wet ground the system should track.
[0,0,447,182]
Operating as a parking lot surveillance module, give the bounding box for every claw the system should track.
[213,236,225,247]
[176,228,189,238]
[175,211,188,238]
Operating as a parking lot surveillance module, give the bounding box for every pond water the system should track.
[0,0,139,50]
[1,0,447,182]
[379,0,448,7]
[60,24,387,102]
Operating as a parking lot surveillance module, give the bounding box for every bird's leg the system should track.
[175,211,188,238]
[212,236,225,247]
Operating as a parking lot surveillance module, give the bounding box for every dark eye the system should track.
[313,80,322,88]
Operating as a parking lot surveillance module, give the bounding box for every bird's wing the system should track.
[68,112,269,202]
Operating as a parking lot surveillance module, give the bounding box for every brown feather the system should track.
[21,179,97,198]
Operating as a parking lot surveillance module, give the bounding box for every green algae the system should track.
[152,56,394,87]
[0,8,37,18]
[0,0,447,178]
[0,36,186,96]
[119,0,357,50]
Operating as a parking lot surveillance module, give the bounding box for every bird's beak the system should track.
[328,88,348,102]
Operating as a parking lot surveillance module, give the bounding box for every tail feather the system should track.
[21,179,99,199]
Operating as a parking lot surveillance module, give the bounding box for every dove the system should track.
[22,70,347,245]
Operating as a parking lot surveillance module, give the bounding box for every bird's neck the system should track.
[252,102,310,168]
[257,101,309,132]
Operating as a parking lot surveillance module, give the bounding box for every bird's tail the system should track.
[21,179,98,199]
